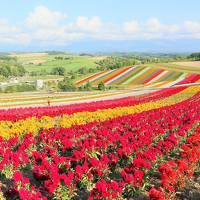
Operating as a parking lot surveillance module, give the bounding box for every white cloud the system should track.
[0,19,19,34]
[26,5,66,29]
[33,28,84,45]
[25,6,83,44]
[1,5,200,46]
[0,19,31,44]
[123,20,140,34]
[146,17,179,33]
[146,18,161,32]
[75,16,103,32]
[184,21,200,33]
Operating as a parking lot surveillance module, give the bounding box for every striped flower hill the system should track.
[76,66,200,88]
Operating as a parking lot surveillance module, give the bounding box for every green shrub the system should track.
[58,78,77,91]
[83,82,92,91]
[98,82,106,91]
[51,67,66,76]
[3,83,36,93]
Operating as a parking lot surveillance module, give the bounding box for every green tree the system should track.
[0,65,11,77]
[83,81,92,91]
[58,78,77,91]
[11,65,26,77]
[0,75,6,81]
[98,82,106,91]
[0,63,26,78]
[78,67,88,75]
[4,84,36,93]
[51,67,66,76]
[17,65,26,76]
[188,52,200,60]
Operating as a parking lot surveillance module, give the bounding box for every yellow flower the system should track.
[0,86,199,139]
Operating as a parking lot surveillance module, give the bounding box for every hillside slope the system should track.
[76,65,200,88]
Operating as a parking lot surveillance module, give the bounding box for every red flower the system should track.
[149,187,165,200]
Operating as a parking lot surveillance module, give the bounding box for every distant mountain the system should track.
[0,39,200,53]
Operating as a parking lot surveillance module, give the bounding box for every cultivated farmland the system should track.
[0,59,200,199]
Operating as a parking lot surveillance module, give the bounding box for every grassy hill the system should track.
[10,52,103,73]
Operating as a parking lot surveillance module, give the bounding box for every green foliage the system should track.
[71,74,76,80]
[30,69,48,76]
[45,51,67,55]
[0,74,7,81]
[53,185,76,200]
[96,56,138,70]
[88,68,98,73]
[79,53,93,56]
[54,56,71,60]
[77,67,100,76]
[0,55,16,62]
[78,67,89,75]
[188,52,200,60]
[0,63,26,78]
[96,53,188,69]
[58,77,77,91]
[83,81,92,91]
[54,56,64,60]
[51,67,66,76]
[12,65,26,76]
[98,82,106,91]
[3,83,36,93]
[1,164,14,179]
[68,70,77,80]
[0,65,11,77]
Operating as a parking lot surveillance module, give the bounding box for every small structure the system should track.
[36,80,44,89]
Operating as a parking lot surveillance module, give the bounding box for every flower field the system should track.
[76,66,200,88]
[0,90,148,108]
[0,82,200,199]
[1,65,199,109]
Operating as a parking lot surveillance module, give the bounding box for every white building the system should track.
[36,80,44,89]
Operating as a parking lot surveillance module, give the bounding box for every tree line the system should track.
[0,63,26,78]
[188,52,200,60]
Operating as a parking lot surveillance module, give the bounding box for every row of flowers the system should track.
[76,65,197,87]
[76,70,108,85]
[104,66,132,85]
[1,86,200,138]
[0,89,199,199]
[176,74,200,85]
[0,86,186,122]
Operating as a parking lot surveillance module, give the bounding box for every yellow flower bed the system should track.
[0,86,199,139]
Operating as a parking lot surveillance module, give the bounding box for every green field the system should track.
[10,52,200,76]
[11,53,102,73]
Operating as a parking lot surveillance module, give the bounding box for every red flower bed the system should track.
[76,70,107,85]
[143,69,164,84]
[0,86,186,122]
[0,90,199,199]
[176,74,200,85]
[104,67,132,84]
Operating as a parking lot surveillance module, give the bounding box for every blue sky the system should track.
[0,0,200,52]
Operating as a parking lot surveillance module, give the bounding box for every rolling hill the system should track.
[76,65,200,88]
